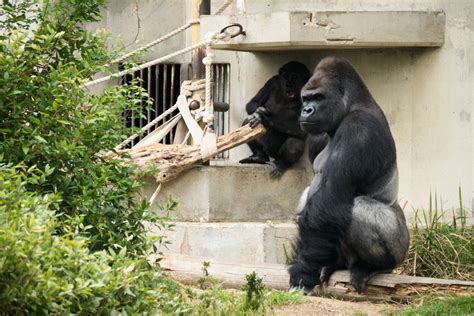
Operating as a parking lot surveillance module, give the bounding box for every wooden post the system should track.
[191,0,210,80]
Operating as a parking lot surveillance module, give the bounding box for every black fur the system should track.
[289,57,409,294]
[240,61,311,178]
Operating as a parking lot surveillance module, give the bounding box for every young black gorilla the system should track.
[289,57,409,294]
[239,61,310,178]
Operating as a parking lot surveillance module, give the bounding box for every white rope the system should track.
[215,0,234,15]
[83,32,231,88]
[202,43,214,124]
[148,183,162,205]
[115,103,178,150]
[111,19,200,64]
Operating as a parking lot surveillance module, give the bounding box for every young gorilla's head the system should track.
[299,56,369,135]
[278,61,311,100]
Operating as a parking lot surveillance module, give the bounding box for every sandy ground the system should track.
[268,296,400,316]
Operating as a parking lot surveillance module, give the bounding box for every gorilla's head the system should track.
[278,61,311,100]
[299,56,371,135]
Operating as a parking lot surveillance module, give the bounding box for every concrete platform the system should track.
[148,221,298,265]
[142,164,311,222]
[201,11,445,51]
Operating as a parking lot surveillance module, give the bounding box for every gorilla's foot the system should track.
[349,265,372,294]
[268,160,289,178]
[239,155,268,164]
[269,167,285,178]
[320,265,337,285]
[288,285,313,296]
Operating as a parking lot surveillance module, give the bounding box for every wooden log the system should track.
[106,124,266,183]
[159,254,474,303]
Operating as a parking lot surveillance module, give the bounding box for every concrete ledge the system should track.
[148,221,298,264]
[142,165,311,222]
[201,11,445,51]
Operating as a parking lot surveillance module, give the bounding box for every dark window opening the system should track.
[121,63,230,160]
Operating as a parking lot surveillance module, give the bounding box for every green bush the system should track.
[0,0,157,255]
[0,164,190,314]
[0,0,189,313]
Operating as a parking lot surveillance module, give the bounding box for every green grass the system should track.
[395,295,474,316]
[266,289,306,307]
[401,189,473,280]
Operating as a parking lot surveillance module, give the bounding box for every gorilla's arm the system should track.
[245,76,279,114]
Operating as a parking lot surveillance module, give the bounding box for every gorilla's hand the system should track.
[248,106,270,128]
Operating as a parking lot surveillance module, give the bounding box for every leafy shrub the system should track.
[0,0,190,313]
[401,190,473,280]
[0,164,190,314]
[0,0,158,256]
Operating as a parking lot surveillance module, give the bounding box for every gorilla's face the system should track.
[278,62,310,101]
[279,71,306,100]
[299,76,347,135]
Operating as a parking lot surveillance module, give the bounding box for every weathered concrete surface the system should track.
[148,221,298,264]
[89,0,188,64]
[202,11,445,51]
[143,164,311,222]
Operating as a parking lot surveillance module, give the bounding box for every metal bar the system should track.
[169,64,177,143]
[148,66,152,123]
[155,65,160,124]
[163,64,169,143]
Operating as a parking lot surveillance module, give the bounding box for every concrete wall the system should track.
[93,0,473,222]
[208,0,474,222]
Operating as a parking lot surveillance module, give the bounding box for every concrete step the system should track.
[142,164,311,222]
[148,221,298,265]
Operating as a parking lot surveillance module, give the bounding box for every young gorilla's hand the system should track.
[247,106,270,128]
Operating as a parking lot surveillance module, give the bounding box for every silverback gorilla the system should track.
[239,61,311,178]
[289,57,409,294]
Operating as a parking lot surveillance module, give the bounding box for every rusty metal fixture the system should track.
[220,23,246,38]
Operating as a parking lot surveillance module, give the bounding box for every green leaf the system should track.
[34,135,47,143]
[22,144,30,155]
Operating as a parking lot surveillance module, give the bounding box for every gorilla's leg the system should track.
[270,137,305,178]
[239,139,269,164]
[289,218,341,293]
[320,259,346,285]
[239,118,269,164]
[343,196,410,293]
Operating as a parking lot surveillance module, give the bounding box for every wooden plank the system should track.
[157,253,289,290]
[134,115,182,149]
[176,94,203,144]
[159,254,474,303]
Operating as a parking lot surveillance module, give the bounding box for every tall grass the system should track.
[401,189,473,280]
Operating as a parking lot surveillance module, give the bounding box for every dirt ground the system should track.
[269,296,400,316]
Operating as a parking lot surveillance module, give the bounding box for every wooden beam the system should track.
[106,124,266,183]
[159,254,474,303]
